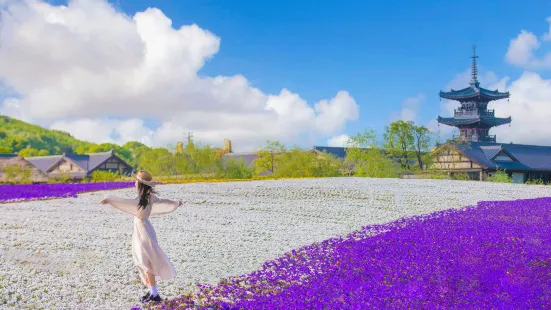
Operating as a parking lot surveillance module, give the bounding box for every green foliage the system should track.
[525,178,545,185]
[273,147,343,178]
[48,172,71,184]
[384,120,415,171]
[383,121,433,173]
[91,170,121,182]
[254,141,286,176]
[0,116,91,156]
[345,129,401,178]
[451,172,470,181]
[1,165,32,184]
[412,125,432,170]
[215,158,254,179]
[487,168,513,183]
[0,145,12,153]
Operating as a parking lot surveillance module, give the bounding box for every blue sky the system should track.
[2,0,551,149]
[106,0,550,138]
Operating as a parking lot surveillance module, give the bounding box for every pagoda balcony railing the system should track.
[452,134,496,143]
[454,109,495,118]
[482,109,495,118]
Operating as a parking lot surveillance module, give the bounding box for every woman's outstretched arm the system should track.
[100,195,141,217]
[150,195,183,216]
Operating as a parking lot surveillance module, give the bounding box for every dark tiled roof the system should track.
[457,142,551,172]
[314,146,348,158]
[0,154,18,159]
[87,150,114,171]
[24,150,124,175]
[25,155,63,173]
[439,83,509,101]
[222,152,258,167]
[65,154,90,171]
[437,116,511,127]
[480,145,502,160]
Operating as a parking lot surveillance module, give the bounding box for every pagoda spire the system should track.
[471,45,479,86]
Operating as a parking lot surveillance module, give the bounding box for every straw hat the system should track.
[133,170,155,187]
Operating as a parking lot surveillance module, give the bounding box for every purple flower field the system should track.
[0,182,135,203]
[145,197,551,309]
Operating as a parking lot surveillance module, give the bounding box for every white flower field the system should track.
[2,178,551,309]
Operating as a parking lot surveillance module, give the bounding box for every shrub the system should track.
[91,170,121,182]
[487,168,513,183]
[216,158,254,179]
[451,172,469,181]
[526,178,545,185]
[2,165,33,184]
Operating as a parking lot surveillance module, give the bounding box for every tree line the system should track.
[3,115,481,182]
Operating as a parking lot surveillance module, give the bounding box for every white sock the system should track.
[150,285,158,297]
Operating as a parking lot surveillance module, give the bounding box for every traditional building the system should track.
[431,47,551,183]
[437,46,511,143]
[25,150,133,180]
[432,142,551,183]
[0,154,49,183]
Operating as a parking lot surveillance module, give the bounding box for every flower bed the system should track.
[0,182,135,203]
[149,197,551,309]
[2,178,551,309]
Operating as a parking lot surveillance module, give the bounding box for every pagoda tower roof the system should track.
[439,83,509,102]
[437,115,512,127]
[439,46,509,102]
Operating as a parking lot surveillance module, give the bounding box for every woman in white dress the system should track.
[100,170,182,303]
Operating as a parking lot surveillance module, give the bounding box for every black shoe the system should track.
[141,292,150,303]
[145,294,162,303]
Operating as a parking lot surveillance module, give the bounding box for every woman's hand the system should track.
[99,199,108,205]
[178,201,183,207]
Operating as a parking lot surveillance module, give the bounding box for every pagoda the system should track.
[437,46,511,143]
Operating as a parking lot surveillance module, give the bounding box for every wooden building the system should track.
[0,154,49,183]
[432,142,551,183]
[25,150,133,181]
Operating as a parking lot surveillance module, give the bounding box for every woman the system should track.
[100,170,182,303]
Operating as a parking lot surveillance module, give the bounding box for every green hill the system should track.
[0,115,144,166]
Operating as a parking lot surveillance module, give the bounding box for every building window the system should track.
[106,163,119,169]
[59,163,72,172]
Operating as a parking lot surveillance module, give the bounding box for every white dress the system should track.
[104,194,180,285]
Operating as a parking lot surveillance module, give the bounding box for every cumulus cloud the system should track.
[0,0,359,151]
[327,134,350,147]
[505,17,551,69]
[388,93,425,124]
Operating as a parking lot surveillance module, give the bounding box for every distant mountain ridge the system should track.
[0,115,138,166]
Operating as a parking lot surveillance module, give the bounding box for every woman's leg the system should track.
[146,272,156,287]
[146,272,159,298]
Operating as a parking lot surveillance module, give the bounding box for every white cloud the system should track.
[491,72,551,145]
[0,0,359,151]
[327,134,350,147]
[505,17,551,69]
[388,93,425,124]
[0,98,32,122]
[542,16,551,41]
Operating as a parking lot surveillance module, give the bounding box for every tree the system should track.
[384,120,415,171]
[345,129,400,178]
[274,147,343,178]
[18,147,40,157]
[412,125,432,170]
[0,145,13,153]
[254,141,286,176]
[215,157,254,179]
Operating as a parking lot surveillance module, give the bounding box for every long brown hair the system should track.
[137,182,156,210]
